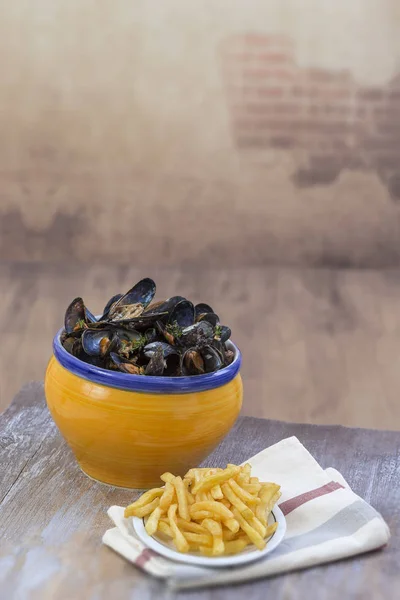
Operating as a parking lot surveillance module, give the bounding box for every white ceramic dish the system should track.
[133,504,286,567]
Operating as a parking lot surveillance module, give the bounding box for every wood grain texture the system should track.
[0,383,399,600]
[2,262,400,430]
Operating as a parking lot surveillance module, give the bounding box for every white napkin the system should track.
[102,436,390,591]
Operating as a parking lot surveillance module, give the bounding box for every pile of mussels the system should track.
[61,278,233,376]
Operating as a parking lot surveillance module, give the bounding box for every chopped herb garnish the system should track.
[166,322,183,338]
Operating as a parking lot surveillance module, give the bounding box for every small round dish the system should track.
[132,505,286,567]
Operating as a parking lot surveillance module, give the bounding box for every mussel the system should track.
[201,345,224,373]
[82,329,115,357]
[182,348,205,375]
[107,278,156,323]
[61,278,234,378]
[110,352,143,375]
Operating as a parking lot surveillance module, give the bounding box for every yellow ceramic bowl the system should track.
[45,329,243,489]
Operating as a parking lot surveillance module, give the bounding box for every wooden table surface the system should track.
[1,383,399,600]
[3,261,400,431]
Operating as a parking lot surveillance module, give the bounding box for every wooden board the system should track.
[2,262,400,430]
[0,383,399,600]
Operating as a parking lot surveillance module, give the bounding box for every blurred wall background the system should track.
[1,0,400,428]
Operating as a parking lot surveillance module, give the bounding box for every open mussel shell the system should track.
[224,349,235,365]
[64,297,86,334]
[63,336,83,358]
[84,307,97,324]
[110,352,143,375]
[197,312,219,327]
[201,345,224,373]
[144,345,166,376]
[107,278,156,320]
[101,293,123,320]
[194,303,214,320]
[143,296,186,318]
[81,329,115,357]
[168,300,195,328]
[182,348,205,375]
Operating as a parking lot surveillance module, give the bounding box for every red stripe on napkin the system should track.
[136,548,157,567]
[279,481,345,516]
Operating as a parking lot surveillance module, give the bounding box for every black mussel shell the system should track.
[180,321,214,347]
[215,325,231,343]
[143,296,186,318]
[197,312,219,327]
[201,345,223,373]
[144,328,158,343]
[63,336,83,358]
[163,353,181,376]
[81,329,115,357]
[224,349,235,365]
[157,321,177,346]
[64,297,86,334]
[182,348,205,375]
[101,293,123,320]
[194,303,214,320]
[144,341,179,358]
[168,300,195,328]
[84,307,97,324]
[108,278,156,317]
[144,346,166,376]
[110,352,143,374]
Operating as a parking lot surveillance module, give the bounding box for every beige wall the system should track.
[1,0,400,267]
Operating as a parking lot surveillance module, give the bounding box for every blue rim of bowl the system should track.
[53,326,242,394]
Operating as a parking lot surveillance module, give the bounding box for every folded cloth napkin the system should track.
[102,436,390,591]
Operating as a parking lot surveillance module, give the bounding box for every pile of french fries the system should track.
[124,463,281,556]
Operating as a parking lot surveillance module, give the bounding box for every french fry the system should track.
[190,501,234,521]
[190,510,216,520]
[168,504,189,553]
[160,472,175,483]
[177,518,208,534]
[211,484,224,500]
[223,517,240,533]
[183,532,213,546]
[221,483,254,519]
[125,462,281,557]
[159,481,175,512]
[191,467,240,494]
[232,508,266,550]
[202,518,224,555]
[242,483,262,495]
[265,522,278,539]
[224,538,249,554]
[127,497,160,518]
[173,476,190,521]
[220,497,231,508]
[228,479,261,505]
[222,528,240,541]
[256,483,281,525]
[157,520,173,537]
[183,480,195,505]
[195,492,208,503]
[185,468,209,480]
[266,490,281,515]
[145,506,163,536]
[124,488,164,517]
[248,514,267,538]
